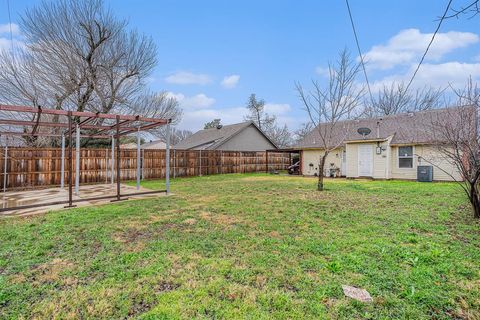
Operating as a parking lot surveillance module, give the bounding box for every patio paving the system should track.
[0,184,166,217]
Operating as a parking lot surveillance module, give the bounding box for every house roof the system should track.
[141,140,166,149]
[174,121,277,150]
[295,107,473,149]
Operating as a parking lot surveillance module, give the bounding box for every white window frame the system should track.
[398,146,414,169]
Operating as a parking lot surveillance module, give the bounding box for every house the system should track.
[295,108,467,181]
[174,121,277,151]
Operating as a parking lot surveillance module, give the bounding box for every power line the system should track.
[6,0,14,49]
[345,0,374,105]
[404,0,453,94]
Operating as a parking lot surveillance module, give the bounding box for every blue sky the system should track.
[1,0,479,131]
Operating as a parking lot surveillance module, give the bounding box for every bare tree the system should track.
[296,49,364,191]
[364,82,444,117]
[244,94,276,131]
[267,124,292,148]
[204,119,222,129]
[169,128,193,145]
[125,91,182,142]
[428,79,480,218]
[294,122,314,143]
[0,0,162,146]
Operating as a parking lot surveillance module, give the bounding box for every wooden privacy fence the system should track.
[0,147,291,189]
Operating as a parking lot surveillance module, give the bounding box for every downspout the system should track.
[385,135,393,179]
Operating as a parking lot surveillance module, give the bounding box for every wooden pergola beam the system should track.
[0,104,168,123]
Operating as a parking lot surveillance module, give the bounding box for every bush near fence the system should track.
[0,148,291,189]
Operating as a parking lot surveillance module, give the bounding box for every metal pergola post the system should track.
[136,128,141,190]
[75,123,80,195]
[165,121,171,194]
[115,115,121,201]
[65,112,75,208]
[61,133,65,189]
[110,135,115,185]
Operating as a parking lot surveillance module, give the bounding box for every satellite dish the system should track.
[357,127,371,138]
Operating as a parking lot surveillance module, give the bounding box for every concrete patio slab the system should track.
[0,184,166,217]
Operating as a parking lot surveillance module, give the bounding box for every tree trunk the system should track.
[317,153,328,191]
[469,182,480,219]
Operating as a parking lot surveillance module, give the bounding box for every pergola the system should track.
[0,104,171,212]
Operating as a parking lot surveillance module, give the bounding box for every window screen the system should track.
[398,146,413,168]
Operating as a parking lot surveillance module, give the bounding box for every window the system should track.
[398,146,413,168]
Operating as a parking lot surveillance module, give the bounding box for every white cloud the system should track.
[0,23,19,36]
[167,92,216,109]
[221,74,240,89]
[179,107,246,131]
[0,37,23,52]
[363,29,479,70]
[165,71,212,85]
[370,62,480,91]
[315,66,329,77]
[264,103,291,115]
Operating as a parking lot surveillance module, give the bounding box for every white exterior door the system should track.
[358,144,373,177]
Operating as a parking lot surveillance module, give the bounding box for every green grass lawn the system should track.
[1,174,480,319]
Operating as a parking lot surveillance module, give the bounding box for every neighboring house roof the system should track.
[120,143,137,149]
[141,140,167,149]
[296,107,472,149]
[174,121,277,150]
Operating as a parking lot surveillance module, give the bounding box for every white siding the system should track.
[390,145,462,181]
[219,125,276,151]
[301,144,461,181]
[301,149,343,176]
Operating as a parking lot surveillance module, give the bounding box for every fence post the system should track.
[3,144,7,193]
[199,149,202,176]
[141,149,145,180]
[136,127,141,190]
[173,149,176,179]
[265,151,269,173]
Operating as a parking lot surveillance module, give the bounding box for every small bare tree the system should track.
[364,82,444,117]
[296,49,364,191]
[428,79,480,218]
[244,94,276,131]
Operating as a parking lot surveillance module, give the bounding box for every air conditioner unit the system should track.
[417,166,433,182]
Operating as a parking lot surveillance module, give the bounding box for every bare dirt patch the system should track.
[30,258,74,284]
[199,211,243,227]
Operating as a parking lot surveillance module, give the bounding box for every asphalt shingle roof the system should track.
[174,121,256,150]
[295,107,471,148]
